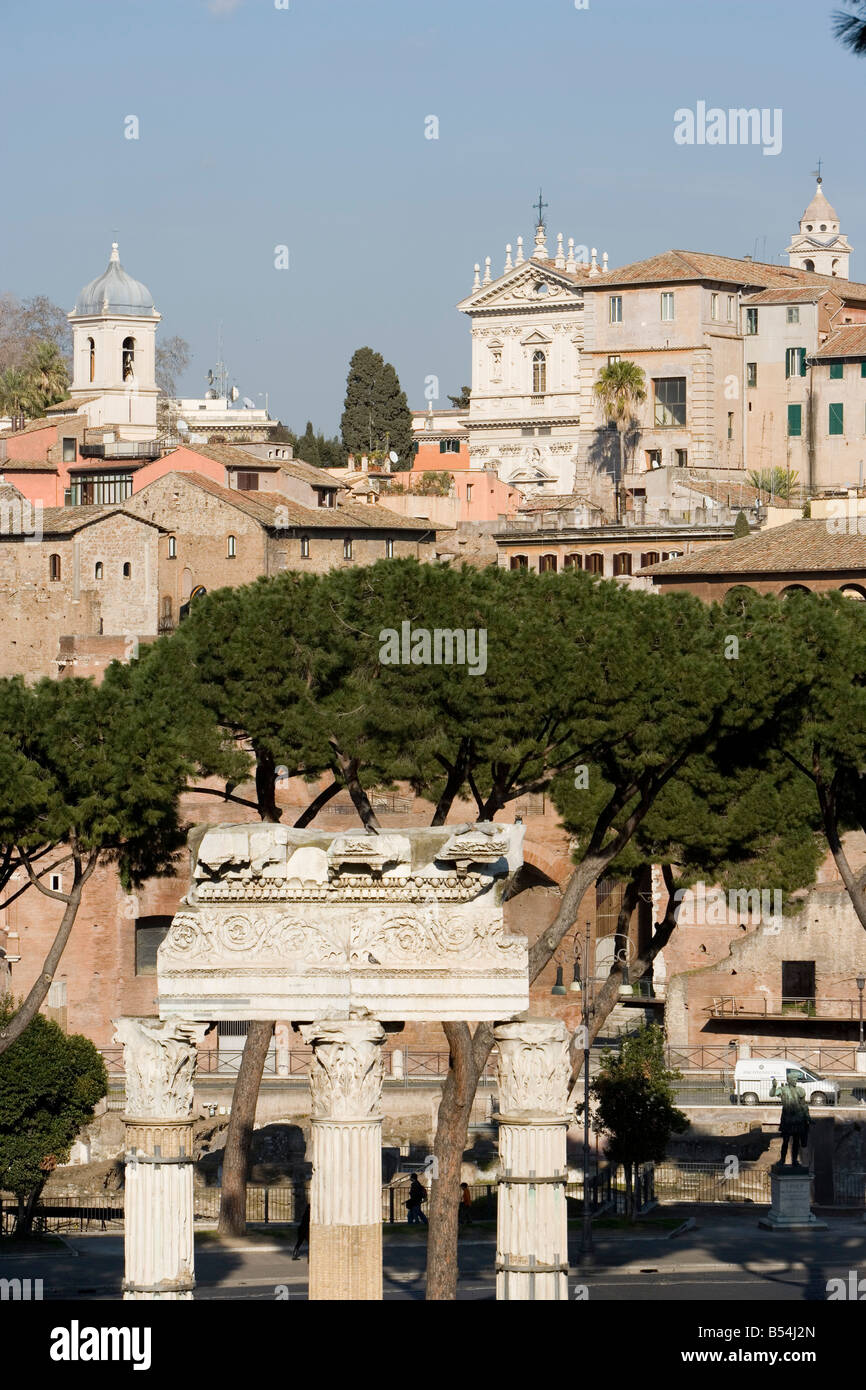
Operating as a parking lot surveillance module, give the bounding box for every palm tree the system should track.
[0,368,34,421]
[833,2,866,53]
[23,341,69,414]
[593,359,647,518]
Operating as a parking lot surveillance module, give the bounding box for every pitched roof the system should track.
[813,325,866,359]
[583,250,866,303]
[1,416,64,439]
[517,492,599,512]
[43,396,99,414]
[168,441,345,493]
[37,505,163,537]
[802,182,839,224]
[743,287,833,305]
[638,520,866,577]
[142,471,432,532]
[0,459,59,472]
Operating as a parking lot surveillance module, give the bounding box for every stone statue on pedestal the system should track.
[772,1071,810,1169]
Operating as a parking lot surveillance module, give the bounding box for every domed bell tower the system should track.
[68,242,161,440]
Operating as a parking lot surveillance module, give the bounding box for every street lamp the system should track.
[857,976,865,1052]
[579,920,594,1258]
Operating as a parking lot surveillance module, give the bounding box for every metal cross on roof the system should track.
[534,188,548,227]
[812,158,823,183]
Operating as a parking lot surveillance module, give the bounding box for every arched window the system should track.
[227,534,237,558]
[840,584,866,601]
[88,337,95,383]
[641,551,660,567]
[563,554,582,570]
[167,536,177,558]
[122,562,132,578]
[94,561,103,579]
[538,554,558,573]
[532,351,547,394]
[780,584,811,598]
[49,554,61,582]
[585,553,604,575]
[803,259,815,272]
[510,555,528,570]
[613,552,632,577]
[122,336,135,380]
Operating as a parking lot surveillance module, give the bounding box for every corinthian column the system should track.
[300,1016,386,1301]
[494,1017,571,1301]
[114,1017,205,1300]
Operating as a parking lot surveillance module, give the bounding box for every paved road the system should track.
[4,1211,866,1301]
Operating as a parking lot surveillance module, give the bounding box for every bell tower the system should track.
[68,242,160,440]
[787,176,852,280]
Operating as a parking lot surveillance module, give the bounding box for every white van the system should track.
[733,1058,839,1107]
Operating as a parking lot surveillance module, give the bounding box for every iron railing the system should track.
[707,995,859,1019]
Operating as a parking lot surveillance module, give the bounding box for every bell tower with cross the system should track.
[787,164,853,280]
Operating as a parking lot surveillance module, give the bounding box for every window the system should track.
[727,412,734,440]
[711,293,719,320]
[645,448,662,469]
[830,362,844,380]
[385,538,394,558]
[343,537,352,560]
[300,536,310,558]
[50,873,62,892]
[539,554,558,573]
[49,554,61,582]
[727,295,735,322]
[69,472,133,505]
[122,336,135,380]
[491,349,502,377]
[135,916,173,976]
[745,307,758,334]
[787,404,802,438]
[674,448,688,467]
[465,484,473,502]
[88,337,95,382]
[62,437,77,463]
[532,351,547,393]
[439,438,461,454]
[609,296,622,324]
[167,535,177,558]
[746,362,757,388]
[653,377,687,427]
[803,259,815,272]
[781,960,815,1005]
[122,562,132,578]
[316,489,336,508]
[613,552,632,576]
[641,551,660,567]
[787,306,800,324]
[608,354,621,366]
[235,471,259,491]
[660,292,675,322]
[510,555,528,570]
[563,554,582,569]
[585,553,604,575]
[829,403,844,436]
[785,347,807,378]
[94,561,103,579]
[227,534,237,558]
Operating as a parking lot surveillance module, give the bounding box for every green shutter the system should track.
[830,362,844,380]
[787,404,802,438]
[829,403,844,436]
[861,361,866,378]
[800,348,807,377]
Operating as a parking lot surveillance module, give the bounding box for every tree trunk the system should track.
[0,857,97,1057]
[16,1179,46,1240]
[624,1162,634,1221]
[254,747,281,823]
[217,1021,273,1236]
[425,1022,479,1301]
[293,778,341,829]
[328,742,381,831]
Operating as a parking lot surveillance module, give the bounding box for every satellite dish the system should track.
[205,389,219,400]
[389,451,399,464]
[177,419,189,434]
[242,397,255,409]
[230,386,240,402]
[206,370,214,385]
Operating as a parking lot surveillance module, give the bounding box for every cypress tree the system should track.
[340,347,413,468]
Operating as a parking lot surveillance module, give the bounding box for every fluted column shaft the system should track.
[114,1017,204,1301]
[300,1017,386,1301]
[494,1018,571,1301]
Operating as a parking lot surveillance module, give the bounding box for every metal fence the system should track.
[832,1172,866,1207]
[654,1161,772,1204]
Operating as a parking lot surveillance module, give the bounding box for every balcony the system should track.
[78,440,163,461]
[707,995,860,1022]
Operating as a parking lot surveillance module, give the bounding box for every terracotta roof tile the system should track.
[0,459,59,472]
[638,519,866,577]
[585,250,866,303]
[814,325,866,359]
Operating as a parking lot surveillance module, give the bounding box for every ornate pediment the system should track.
[457,263,584,315]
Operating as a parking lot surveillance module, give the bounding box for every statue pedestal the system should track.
[759,1169,827,1231]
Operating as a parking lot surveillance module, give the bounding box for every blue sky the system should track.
[2,0,864,433]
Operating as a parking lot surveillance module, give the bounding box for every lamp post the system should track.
[579,921,594,1257]
[857,976,865,1051]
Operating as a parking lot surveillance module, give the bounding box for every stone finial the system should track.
[113,1017,206,1120]
[566,237,576,273]
[110,241,120,263]
[555,233,565,269]
[473,263,481,290]
[483,256,492,285]
[532,223,548,261]
[505,243,513,271]
[589,247,599,276]
[602,251,609,273]
[515,236,525,265]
